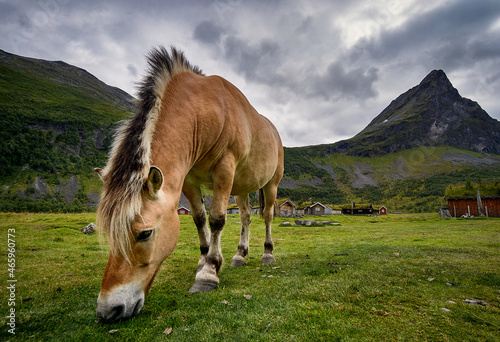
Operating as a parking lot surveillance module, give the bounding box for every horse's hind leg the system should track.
[231,194,251,267]
[262,184,278,264]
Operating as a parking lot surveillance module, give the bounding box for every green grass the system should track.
[0,213,499,341]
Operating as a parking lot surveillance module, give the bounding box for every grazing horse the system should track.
[95,46,284,322]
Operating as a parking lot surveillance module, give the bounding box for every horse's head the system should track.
[95,166,180,322]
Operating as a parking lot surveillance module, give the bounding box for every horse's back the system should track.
[171,72,282,194]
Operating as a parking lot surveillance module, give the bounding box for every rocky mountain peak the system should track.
[329,69,500,156]
[418,69,458,96]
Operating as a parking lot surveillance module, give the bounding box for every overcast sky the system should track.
[1,0,500,147]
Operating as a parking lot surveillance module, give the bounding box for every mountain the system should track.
[0,49,134,111]
[1,50,499,213]
[324,70,500,157]
[280,70,500,210]
[0,49,134,211]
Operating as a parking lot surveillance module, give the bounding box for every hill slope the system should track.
[0,50,134,211]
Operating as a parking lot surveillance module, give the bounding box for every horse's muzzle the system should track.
[96,284,145,322]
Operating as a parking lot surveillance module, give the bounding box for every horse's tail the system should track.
[259,188,265,218]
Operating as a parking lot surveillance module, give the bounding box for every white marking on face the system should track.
[96,282,145,322]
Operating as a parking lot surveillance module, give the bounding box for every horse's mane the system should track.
[97,46,203,262]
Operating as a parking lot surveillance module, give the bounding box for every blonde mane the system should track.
[97,46,203,261]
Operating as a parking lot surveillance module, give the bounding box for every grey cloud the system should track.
[222,36,285,85]
[18,14,32,29]
[309,62,378,101]
[127,64,137,77]
[193,20,226,45]
[360,0,500,69]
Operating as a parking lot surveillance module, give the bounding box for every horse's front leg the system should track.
[183,182,210,273]
[189,160,234,293]
[189,211,227,293]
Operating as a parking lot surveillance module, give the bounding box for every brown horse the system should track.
[95,46,283,322]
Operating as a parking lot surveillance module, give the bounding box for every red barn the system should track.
[379,206,387,215]
[177,206,191,215]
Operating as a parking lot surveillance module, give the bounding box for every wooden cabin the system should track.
[296,202,313,216]
[446,196,500,217]
[308,202,334,216]
[279,199,296,217]
[295,202,335,216]
[342,203,383,215]
[227,204,240,215]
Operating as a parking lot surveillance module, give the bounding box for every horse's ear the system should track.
[147,166,163,198]
[94,168,106,181]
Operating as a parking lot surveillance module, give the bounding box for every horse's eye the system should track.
[136,229,154,242]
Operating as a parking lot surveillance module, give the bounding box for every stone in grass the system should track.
[294,220,340,226]
[464,298,489,306]
[82,222,96,234]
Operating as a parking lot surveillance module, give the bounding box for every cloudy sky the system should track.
[1,0,500,147]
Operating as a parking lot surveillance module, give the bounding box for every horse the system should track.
[95,46,284,322]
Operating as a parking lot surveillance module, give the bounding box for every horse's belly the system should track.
[231,162,276,195]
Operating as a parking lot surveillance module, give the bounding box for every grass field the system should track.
[0,212,499,341]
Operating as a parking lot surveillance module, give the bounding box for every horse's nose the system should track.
[96,294,144,322]
[97,303,125,322]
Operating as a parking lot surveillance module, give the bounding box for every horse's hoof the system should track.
[230,255,246,267]
[189,280,218,293]
[262,254,276,264]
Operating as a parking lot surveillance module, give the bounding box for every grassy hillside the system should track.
[0,51,133,212]
[281,145,500,212]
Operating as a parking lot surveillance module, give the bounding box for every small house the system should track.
[227,204,240,215]
[296,202,313,216]
[445,183,500,217]
[177,206,191,215]
[379,206,387,215]
[295,202,335,216]
[342,203,381,215]
[279,199,296,217]
[446,196,500,217]
[308,202,334,216]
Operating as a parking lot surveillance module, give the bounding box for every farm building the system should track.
[342,203,384,215]
[295,202,338,216]
[279,199,296,217]
[296,202,313,216]
[445,196,500,217]
[444,183,500,217]
[227,204,240,215]
[307,202,334,216]
[177,206,191,215]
